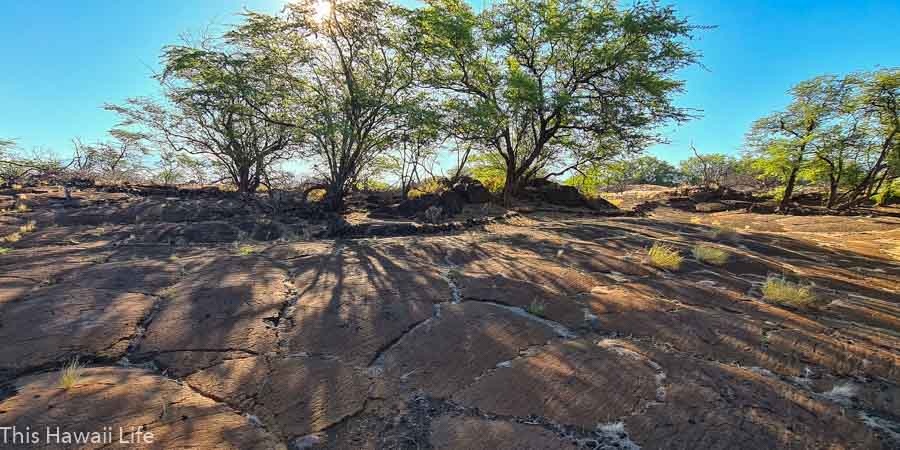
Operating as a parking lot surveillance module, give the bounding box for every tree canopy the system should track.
[408,0,700,202]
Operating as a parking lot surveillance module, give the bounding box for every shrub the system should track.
[306,188,327,202]
[159,286,178,299]
[236,245,256,256]
[15,203,30,213]
[762,276,815,307]
[408,178,443,199]
[692,245,729,265]
[648,243,683,270]
[58,358,83,390]
[527,300,546,317]
[0,247,10,255]
[707,222,739,241]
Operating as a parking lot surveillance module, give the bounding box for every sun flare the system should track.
[313,0,332,22]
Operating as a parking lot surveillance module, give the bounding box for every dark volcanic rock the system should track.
[524,179,590,207]
[181,221,240,243]
[439,190,465,216]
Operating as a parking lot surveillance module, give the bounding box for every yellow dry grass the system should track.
[692,245,729,265]
[648,243,683,270]
[19,220,36,233]
[58,358,83,390]
[762,276,816,307]
[1,232,22,243]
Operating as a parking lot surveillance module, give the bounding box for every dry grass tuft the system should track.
[236,244,256,256]
[526,300,546,317]
[692,245,730,265]
[58,358,83,390]
[159,285,178,300]
[706,220,739,241]
[15,203,30,213]
[762,276,815,307]
[19,220,36,233]
[648,243,683,270]
[1,232,22,243]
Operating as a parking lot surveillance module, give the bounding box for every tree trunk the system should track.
[237,165,252,194]
[826,177,838,209]
[779,166,800,213]
[326,178,346,212]
[502,165,519,207]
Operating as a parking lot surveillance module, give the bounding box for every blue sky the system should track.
[1,0,899,166]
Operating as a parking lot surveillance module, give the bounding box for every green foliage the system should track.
[873,179,900,206]
[224,0,421,208]
[407,178,444,198]
[106,32,298,193]
[469,153,508,193]
[567,156,680,193]
[679,153,738,187]
[526,300,546,317]
[746,68,900,209]
[409,0,700,197]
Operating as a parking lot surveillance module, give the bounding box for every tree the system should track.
[567,155,678,192]
[628,156,680,186]
[832,69,899,209]
[408,0,699,204]
[107,39,298,193]
[376,107,443,199]
[70,129,152,183]
[747,75,846,211]
[155,150,211,186]
[747,69,899,210]
[0,140,74,186]
[227,0,420,210]
[678,148,738,187]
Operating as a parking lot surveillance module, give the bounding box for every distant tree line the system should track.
[566,69,900,210]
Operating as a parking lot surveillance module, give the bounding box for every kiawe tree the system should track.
[833,69,900,208]
[227,0,421,210]
[106,40,298,194]
[748,69,899,210]
[408,0,700,203]
[747,76,844,211]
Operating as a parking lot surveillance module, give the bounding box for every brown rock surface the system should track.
[377,302,559,399]
[186,356,370,439]
[430,416,577,450]
[0,367,284,449]
[136,255,289,375]
[0,287,155,380]
[454,339,661,427]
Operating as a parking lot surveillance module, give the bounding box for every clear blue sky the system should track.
[2,1,899,165]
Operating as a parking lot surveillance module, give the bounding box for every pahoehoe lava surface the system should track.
[1,188,899,449]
